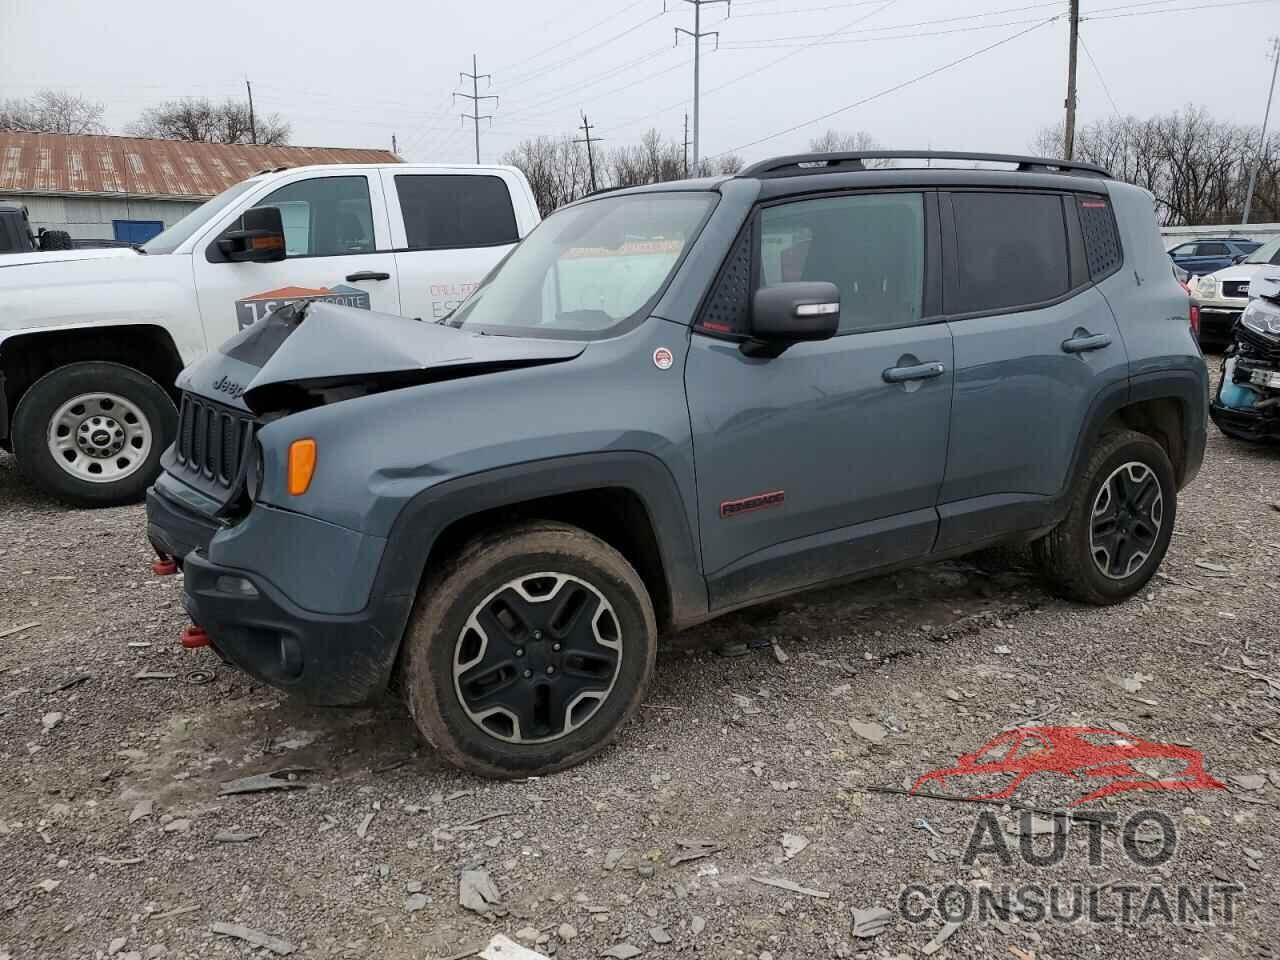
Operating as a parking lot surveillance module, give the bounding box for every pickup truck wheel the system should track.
[12,362,176,508]
[403,521,657,779]
[1033,429,1176,605]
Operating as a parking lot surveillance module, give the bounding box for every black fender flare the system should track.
[1064,367,1207,500]
[375,451,708,635]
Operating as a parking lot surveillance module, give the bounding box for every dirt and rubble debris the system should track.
[128,799,153,824]
[851,906,893,938]
[850,719,887,743]
[40,711,62,732]
[357,812,375,838]
[600,944,642,959]
[406,893,429,913]
[780,833,809,860]
[213,830,261,843]
[47,673,91,693]
[459,868,503,915]
[477,934,548,960]
[210,922,295,955]
[219,768,311,796]
[604,848,625,870]
[649,927,671,944]
[669,840,719,866]
[750,876,830,898]
[921,920,962,955]
[0,621,40,639]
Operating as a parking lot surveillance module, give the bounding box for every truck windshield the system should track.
[1245,236,1280,266]
[449,191,717,339]
[141,179,260,255]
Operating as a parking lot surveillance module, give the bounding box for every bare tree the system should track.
[1030,106,1277,226]
[128,98,290,145]
[0,89,105,134]
[807,129,893,167]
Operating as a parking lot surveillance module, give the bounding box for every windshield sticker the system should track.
[235,284,370,330]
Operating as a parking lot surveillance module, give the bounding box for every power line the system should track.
[504,7,666,89]
[455,54,499,164]
[502,0,652,84]
[1082,0,1279,19]
[1078,32,1122,117]
[611,0,893,133]
[507,56,690,127]
[706,15,1060,160]
[503,47,673,118]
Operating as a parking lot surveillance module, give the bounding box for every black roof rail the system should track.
[737,151,1111,179]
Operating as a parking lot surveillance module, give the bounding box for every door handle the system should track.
[882,361,945,384]
[1061,332,1112,354]
[345,270,391,282]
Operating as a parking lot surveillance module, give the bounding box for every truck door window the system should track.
[218,175,375,258]
[395,174,518,250]
[758,192,925,334]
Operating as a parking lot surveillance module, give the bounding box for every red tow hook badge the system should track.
[180,625,210,649]
[152,555,178,576]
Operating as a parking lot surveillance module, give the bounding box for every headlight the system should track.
[1193,276,1216,298]
[1241,298,1280,336]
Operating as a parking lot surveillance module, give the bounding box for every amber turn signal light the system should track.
[288,438,317,495]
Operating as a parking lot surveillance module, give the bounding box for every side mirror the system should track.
[742,282,840,358]
[217,206,286,263]
[1233,253,1248,264]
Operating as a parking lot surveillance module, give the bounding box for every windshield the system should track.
[1245,236,1280,265]
[142,179,260,255]
[449,191,717,338]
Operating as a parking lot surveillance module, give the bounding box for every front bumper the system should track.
[145,482,414,705]
[1209,400,1280,440]
[1209,353,1280,441]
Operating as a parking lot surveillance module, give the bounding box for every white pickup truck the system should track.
[0,163,540,506]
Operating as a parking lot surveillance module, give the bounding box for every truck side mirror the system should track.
[741,282,840,358]
[217,206,286,263]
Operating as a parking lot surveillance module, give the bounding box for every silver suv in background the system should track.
[1192,235,1280,347]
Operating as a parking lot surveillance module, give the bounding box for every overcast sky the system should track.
[1,0,1275,167]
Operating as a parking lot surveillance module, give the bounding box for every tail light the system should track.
[1189,303,1200,338]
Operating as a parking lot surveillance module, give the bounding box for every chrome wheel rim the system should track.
[453,572,622,744]
[1089,461,1163,580]
[47,392,152,484]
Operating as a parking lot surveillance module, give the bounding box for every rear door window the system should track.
[395,174,519,250]
[1195,241,1229,256]
[951,192,1070,314]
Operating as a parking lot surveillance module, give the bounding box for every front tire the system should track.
[403,521,657,779]
[12,362,176,508]
[1033,430,1177,605]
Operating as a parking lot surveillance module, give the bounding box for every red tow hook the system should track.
[152,554,178,576]
[180,625,210,649]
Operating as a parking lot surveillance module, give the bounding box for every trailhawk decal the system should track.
[235,284,370,330]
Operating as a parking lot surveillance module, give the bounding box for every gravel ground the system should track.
[2,359,1278,960]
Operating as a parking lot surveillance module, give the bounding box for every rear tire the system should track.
[12,362,176,508]
[403,521,657,779]
[1033,430,1176,605]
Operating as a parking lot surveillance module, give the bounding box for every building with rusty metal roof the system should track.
[0,132,399,245]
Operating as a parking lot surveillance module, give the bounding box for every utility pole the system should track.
[455,54,498,164]
[392,133,398,155]
[676,0,730,175]
[1063,0,1079,160]
[1243,36,1280,225]
[574,113,602,193]
[683,112,690,177]
[245,78,256,145]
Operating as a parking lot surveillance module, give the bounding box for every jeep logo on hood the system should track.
[212,376,245,399]
[235,284,370,331]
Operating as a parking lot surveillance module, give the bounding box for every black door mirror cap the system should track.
[742,281,840,358]
[216,205,287,263]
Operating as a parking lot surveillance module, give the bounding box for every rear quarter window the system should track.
[395,174,519,250]
[1078,195,1123,280]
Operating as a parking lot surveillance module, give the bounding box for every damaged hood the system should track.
[178,301,586,416]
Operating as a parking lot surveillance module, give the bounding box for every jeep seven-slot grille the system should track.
[174,394,254,488]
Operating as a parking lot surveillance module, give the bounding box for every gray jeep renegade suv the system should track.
[146,151,1207,778]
